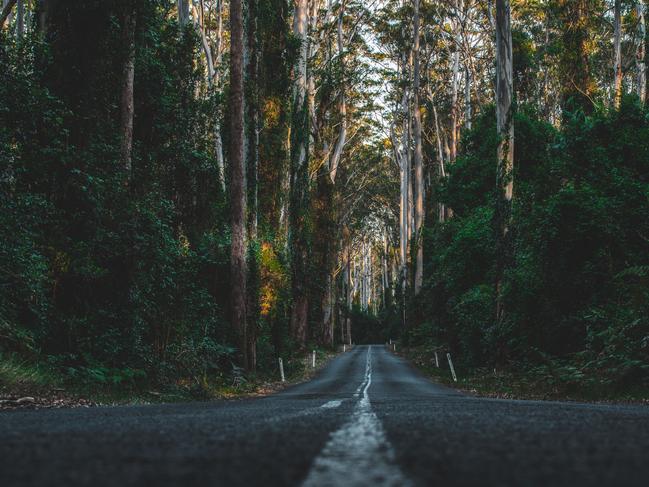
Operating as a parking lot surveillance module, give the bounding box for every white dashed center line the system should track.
[302,346,412,487]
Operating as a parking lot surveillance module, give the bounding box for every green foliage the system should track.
[0,6,235,388]
[413,98,649,389]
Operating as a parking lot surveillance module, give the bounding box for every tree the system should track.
[289,0,310,348]
[120,4,136,178]
[246,0,260,369]
[613,0,622,108]
[558,0,595,112]
[495,0,514,321]
[178,0,190,27]
[413,0,424,295]
[229,0,249,369]
[636,1,646,103]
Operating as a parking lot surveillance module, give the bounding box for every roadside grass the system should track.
[0,347,344,409]
[398,345,649,404]
[0,354,60,391]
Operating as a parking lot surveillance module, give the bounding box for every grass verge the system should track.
[397,345,649,405]
[0,347,344,410]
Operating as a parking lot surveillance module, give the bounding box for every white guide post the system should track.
[447,353,457,382]
[312,350,316,368]
[279,358,286,382]
[434,352,439,368]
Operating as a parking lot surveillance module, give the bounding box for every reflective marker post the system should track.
[279,358,286,382]
[447,353,457,382]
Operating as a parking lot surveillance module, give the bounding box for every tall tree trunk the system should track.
[614,0,623,108]
[214,0,226,192]
[190,1,226,192]
[432,102,446,223]
[178,0,190,26]
[465,66,472,130]
[636,1,646,103]
[413,0,424,295]
[450,0,461,164]
[229,0,249,369]
[246,0,260,370]
[495,0,514,322]
[329,2,347,183]
[289,0,309,348]
[120,7,136,179]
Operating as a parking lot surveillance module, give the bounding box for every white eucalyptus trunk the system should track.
[190,2,226,192]
[413,0,424,295]
[432,102,446,223]
[329,3,347,183]
[450,1,461,163]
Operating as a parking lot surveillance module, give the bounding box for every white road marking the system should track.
[302,346,412,487]
[320,400,343,409]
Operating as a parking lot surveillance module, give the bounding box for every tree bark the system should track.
[120,7,136,179]
[431,101,446,223]
[614,0,623,108]
[247,0,259,242]
[450,0,461,164]
[289,0,310,348]
[329,3,347,184]
[246,0,260,370]
[178,0,190,27]
[15,0,22,38]
[413,0,424,295]
[636,1,646,103]
[465,66,472,130]
[495,0,514,322]
[229,0,249,369]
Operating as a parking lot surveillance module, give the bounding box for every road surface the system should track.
[1,345,648,486]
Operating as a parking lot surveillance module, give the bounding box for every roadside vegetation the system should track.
[399,345,649,404]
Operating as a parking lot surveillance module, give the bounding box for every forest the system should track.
[1,0,648,398]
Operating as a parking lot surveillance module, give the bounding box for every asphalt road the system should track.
[2,345,649,487]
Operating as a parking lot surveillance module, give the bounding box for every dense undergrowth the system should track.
[0,8,299,397]
[396,100,649,396]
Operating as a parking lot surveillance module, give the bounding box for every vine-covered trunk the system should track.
[289,0,309,348]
